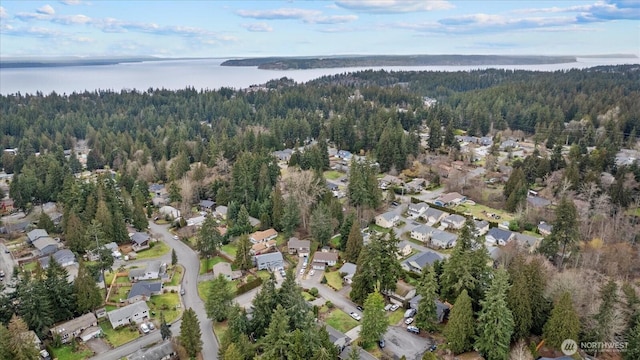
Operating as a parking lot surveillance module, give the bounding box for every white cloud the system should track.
[52,14,92,25]
[236,7,357,24]
[37,4,56,16]
[307,15,358,24]
[335,0,453,13]
[241,22,273,32]
[59,0,84,5]
[0,6,8,19]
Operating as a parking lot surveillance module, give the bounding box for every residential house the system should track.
[186,215,206,227]
[327,183,339,192]
[129,261,163,281]
[410,224,437,243]
[251,240,276,255]
[409,296,451,323]
[158,205,181,219]
[33,236,59,256]
[287,237,311,257]
[127,281,163,303]
[422,208,448,225]
[49,212,63,225]
[433,192,466,207]
[50,313,99,344]
[441,214,466,230]
[379,174,402,190]
[254,252,284,271]
[397,244,412,259]
[130,232,150,250]
[148,183,165,197]
[127,341,176,360]
[514,233,542,252]
[405,178,427,193]
[39,249,77,269]
[538,222,553,236]
[312,251,339,270]
[326,325,349,353]
[527,196,551,208]
[273,149,294,162]
[339,262,357,284]
[474,220,490,236]
[402,251,443,273]
[407,202,429,218]
[337,150,353,161]
[27,229,48,244]
[215,206,228,220]
[199,199,216,212]
[486,228,515,246]
[0,220,31,234]
[375,211,399,228]
[249,228,278,244]
[249,216,261,228]
[213,262,241,280]
[388,280,416,303]
[107,301,150,328]
[88,242,121,261]
[499,139,519,150]
[430,230,458,249]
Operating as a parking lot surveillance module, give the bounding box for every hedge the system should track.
[237,277,263,295]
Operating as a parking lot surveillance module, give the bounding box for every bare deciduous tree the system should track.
[285,169,325,231]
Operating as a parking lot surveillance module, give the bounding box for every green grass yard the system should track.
[135,241,170,259]
[323,271,343,291]
[324,170,343,180]
[324,309,359,333]
[387,309,405,325]
[454,203,514,223]
[22,261,37,272]
[213,321,229,341]
[199,256,227,275]
[100,321,140,347]
[301,291,315,301]
[198,279,238,300]
[108,286,131,303]
[148,293,182,323]
[369,224,391,234]
[221,243,237,258]
[167,265,184,286]
[50,345,93,360]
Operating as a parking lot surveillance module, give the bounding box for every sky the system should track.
[0,0,638,58]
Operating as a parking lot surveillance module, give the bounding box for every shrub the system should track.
[321,275,327,284]
[309,287,319,297]
[326,301,334,308]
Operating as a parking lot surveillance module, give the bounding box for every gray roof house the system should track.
[474,220,490,235]
[33,236,59,256]
[441,214,466,230]
[410,224,437,243]
[423,208,448,225]
[287,237,311,257]
[407,202,429,218]
[430,230,458,249]
[39,249,77,269]
[127,341,176,360]
[127,281,163,303]
[486,227,515,246]
[340,346,377,360]
[130,232,150,247]
[129,261,163,281]
[326,325,349,353]
[199,199,216,211]
[107,301,150,328]
[339,262,357,284]
[27,229,49,244]
[527,196,551,208]
[254,252,284,271]
[375,211,399,228]
[213,262,242,281]
[409,296,451,323]
[50,313,98,344]
[312,251,339,270]
[514,233,542,252]
[538,222,553,236]
[402,251,443,273]
[215,206,228,219]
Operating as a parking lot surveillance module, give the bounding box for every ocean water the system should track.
[0,57,637,96]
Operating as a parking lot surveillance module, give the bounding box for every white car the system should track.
[404,317,414,325]
[390,304,400,311]
[140,323,150,334]
[309,270,315,276]
[300,268,305,275]
[349,312,362,321]
[384,304,392,311]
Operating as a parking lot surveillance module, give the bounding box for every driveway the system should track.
[85,338,110,355]
[382,325,436,360]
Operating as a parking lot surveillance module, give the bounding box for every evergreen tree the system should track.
[345,220,363,263]
[0,324,10,360]
[589,280,618,345]
[233,235,253,270]
[65,211,87,253]
[180,308,203,359]
[37,211,56,233]
[231,205,253,235]
[223,343,244,360]
[525,258,550,334]
[260,305,290,360]
[538,196,579,268]
[168,181,182,203]
[250,275,278,338]
[206,274,234,322]
[415,265,439,332]
[131,200,148,231]
[360,292,387,348]
[73,260,103,314]
[428,118,442,151]
[347,158,381,219]
[543,292,580,349]
[160,312,172,341]
[6,315,40,360]
[271,186,284,232]
[444,289,475,354]
[171,249,178,266]
[625,318,640,360]
[45,259,76,322]
[339,212,355,250]
[507,256,533,340]
[197,216,223,268]
[309,202,333,246]
[281,196,300,237]
[347,346,360,360]
[17,275,53,338]
[475,268,514,360]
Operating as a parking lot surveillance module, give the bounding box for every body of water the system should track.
[1,57,638,95]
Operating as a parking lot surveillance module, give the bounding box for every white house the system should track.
[423,208,448,225]
[441,214,466,230]
[50,313,99,344]
[254,252,284,271]
[287,238,311,257]
[430,230,458,249]
[407,202,429,218]
[375,211,399,228]
[486,228,515,246]
[474,220,490,236]
[410,224,437,243]
[129,261,163,281]
[249,228,278,244]
[159,205,181,219]
[107,301,150,329]
[312,251,339,270]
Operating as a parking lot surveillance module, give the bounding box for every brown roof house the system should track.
[250,228,278,244]
[50,313,100,344]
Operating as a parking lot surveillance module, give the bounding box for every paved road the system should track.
[0,243,15,290]
[93,222,217,360]
[382,325,435,360]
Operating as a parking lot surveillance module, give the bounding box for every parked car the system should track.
[309,270,315,276]
[39,350,51,360]
[148,322,155,330]
[140,323,150,334]
[384,304,392,311]
[180,288,185,296]
[378,339,386,348]
[390,304,400,311]
[349,312,361,321]
[407,326,420,334]
[356,305,364,312]
[404,317,414,325]
[300,268,305,275]
[428,344,437,352]
[404,308,416,318]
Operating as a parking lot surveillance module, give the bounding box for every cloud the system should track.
[52,14,92,25]
[2,25,62,38]
[236,7,357,24]
[0,6,7,19]
[241,22,273,32]
[59,0,84,5]
[37,5,56,15]
[335,0,453,13]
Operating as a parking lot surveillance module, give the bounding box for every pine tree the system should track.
[538,196,579,268]
[543,292,580,349]
[360,292,387,348]
[74,260,103,314]
[7,315,40,360]
[260,305,290,360]
[309,202,333,246]
[525,258,550,334]
[507,256,533,340]
[45,259,76,322]
[180,308,203,359]
[443,289,475,354]
[428,118,442,151]
[206,274,234,322]
[160,312,172,341]
[415,265,439,332]
[345,220,363,263]
[475,268,514,360]
[232,205,253,235]
[37,211,56,233]
[281,196,300,237]
[590,280,618,344]
[223,343,244,360]
[271,186,284,232]
[197,216,223,267]
[131,199,149,231]
[171,248,178,266]
[339,212,355,250]
[0,323,10,360]
[347,346,360,360]
[250,275,278,338]
[65,211,87,253]
[624,317,640,360]
[233,235,253,270]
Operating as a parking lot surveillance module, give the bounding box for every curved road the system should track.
[92,222,217,359]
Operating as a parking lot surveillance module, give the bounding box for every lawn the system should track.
[104,271,116,286]
[325,309,359,333]
[198,279,238,300]
[136,241,171,259]
[369,224,391,234]
[387,309,405,325]
[22,261,37,272]
[454,203,514,223]
[324,170,343,180]
[100,321,140,347]
[256,270,272,281]
[115,275,130,284]
[301,291,315,301]
[108,286,131,303]
[50,345,93,360]
[213,321,229,341]
[199,256,227,275]
[221,243,237,258]
[330,235,341,248]
[324,271,343,291]
[149,292,182,323]
[167,265,184,286]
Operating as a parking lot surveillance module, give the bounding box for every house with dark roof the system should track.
[27,229,48,244]
[527,196,551,208]
[130,232,150,251]
[50,313,99,344]
[514,233,542,252]
[39,249,77,269]
[148,183,165,197]
[538,222,553,236]
[410,224,437,243]
[129,261,163,281]
[402,251,443,273]
[254,252,284,271]
[127,341,175,360]
[33,236,59,256]
[486,227,515,246]
[107,301,150,328]
[273,149,294,162]
[127,281,163,303]
[287,237,311,257]
[339,346,377,360]
[326,325,349,353]
[199,199,216,211]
